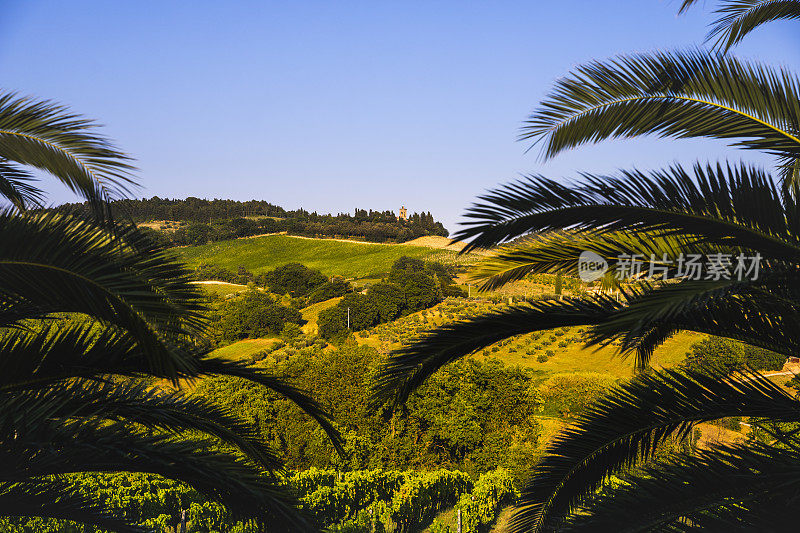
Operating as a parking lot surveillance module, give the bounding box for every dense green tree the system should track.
[54,198,450,243]
[261,263,327,296]
[178,222,212,246]
[387,257,445,312]
[336,293,380,331]
[194,263,241,283]
[388,257,427,278]
[367,282,406,322]
[218,290,303,342]
[317,306,350,341]
[400,272,443,312]
[307,278,352,304]
[373,3,800,530]
[316,260,450,339]
[683,336,786,375]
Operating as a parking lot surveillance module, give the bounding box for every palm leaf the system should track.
[0,161,43,209]
[1,420,314,530]
[0,480,146,533]
[680,1,800,52]
[0,92,135,218]
[198,357,346,455]
[1,379,282,471]
[521,50,800,168]
[467,230,714,290]
[556,442,800,532]
[509,369,800,532]
[456,163,799,257]
[0,211,208,378]
[591,279,800,365]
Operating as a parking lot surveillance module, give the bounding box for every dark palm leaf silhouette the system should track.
[680,0,800,51]
[0,93,340,531]
[373,3,800,531]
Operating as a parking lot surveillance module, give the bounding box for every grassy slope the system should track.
[210,338,278,360]
[301,297,343,334]
[479,332,701,377]
[356,298,698,380]
[174,234,455,278]
[194,282,249,298]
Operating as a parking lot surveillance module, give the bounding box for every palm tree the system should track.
[0,93,341,531]
[372,3,800,531]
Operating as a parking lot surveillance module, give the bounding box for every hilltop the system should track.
[50,197,449,245]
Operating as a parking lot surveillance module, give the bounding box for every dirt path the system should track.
[234,232,486,253]
[490,506,515,532]
[191,280,249,288]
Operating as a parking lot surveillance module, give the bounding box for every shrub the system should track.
[218,290,302,342]
[538,373,618,417]
[260,263,327,296]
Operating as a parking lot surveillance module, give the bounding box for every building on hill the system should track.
[398,206,407,221]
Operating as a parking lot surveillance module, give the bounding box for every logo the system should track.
[578,250,608,282]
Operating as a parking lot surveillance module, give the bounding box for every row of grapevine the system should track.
[387,470,473,532]
[430,469,518,533]
[0,473,258,533]
[299,469,408,526]
[0,469,510,532]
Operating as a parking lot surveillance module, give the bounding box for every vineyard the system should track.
[0,469,516,532]
[357,297,699,378]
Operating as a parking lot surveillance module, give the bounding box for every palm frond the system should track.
[0,480,145,533]
[510,369,800,532]
[0,210,208,378]
[0,92,136,218]
[467,230,713,290]
[197,357,345,455]
[2,379,282,471]
[521,50,800,166]
[592,279,800,366]
[371,296,622,408]
[0,161,43,209]
[680,0,800,51]
[456,162,799,257]
[0,324,152,390]
[0,322,343,460]
[556,442,800,532]
[1,420,313,529]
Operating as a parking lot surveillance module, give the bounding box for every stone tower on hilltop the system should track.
[398,206,407,221]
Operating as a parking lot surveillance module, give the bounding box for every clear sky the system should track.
[1,1,798,231]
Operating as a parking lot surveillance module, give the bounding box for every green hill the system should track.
[173,234,459,278]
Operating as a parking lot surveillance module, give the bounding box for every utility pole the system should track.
[347,307,350,329]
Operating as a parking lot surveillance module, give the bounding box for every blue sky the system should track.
[1,1,798,231]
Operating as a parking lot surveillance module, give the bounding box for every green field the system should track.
[300,297,342,334]
[174,235,456,278]
[210,338,277,360]
[193,281,249,297]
